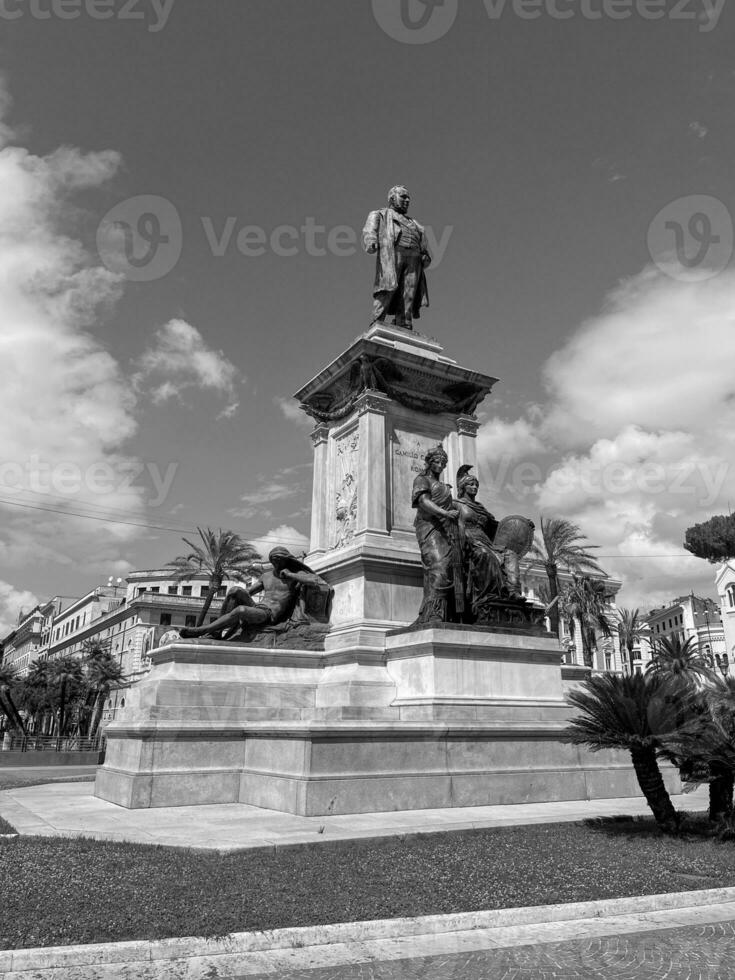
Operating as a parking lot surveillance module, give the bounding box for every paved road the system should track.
[241,921,735,979]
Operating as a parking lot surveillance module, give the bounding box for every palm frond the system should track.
[563,672,680,751]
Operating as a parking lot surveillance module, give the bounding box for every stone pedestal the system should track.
[94,628,680,814]
[294,324,497,654]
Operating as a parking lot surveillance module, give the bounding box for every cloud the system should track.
[0,78,152,595]
[503,267,735,606]
[229,466,309,520]
[542,270,735,448]
[275,396,312,430]
[0,580,40,637]
[134,319,241,416]
[249,525,310,561]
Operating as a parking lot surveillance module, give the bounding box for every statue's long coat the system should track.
[362,208,431,317]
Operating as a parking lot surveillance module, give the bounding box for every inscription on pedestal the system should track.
[391,430,443,531]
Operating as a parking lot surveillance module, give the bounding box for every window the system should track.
[200,586,210,598]
[181,586,192,597]
[168,586,178,595]
[159,613,172,627]
[727,585,735,608]
[150,587,160,594]
[185,615,197,628]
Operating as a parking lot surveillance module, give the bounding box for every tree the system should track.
[82,643,129,739]
[18,660,53,734]
[0,664,26,735]
[616,608,651,674]
[560,575,614,668]
[168,527,261,626]
[564,672,680,831]
[646,634,715,685]
[657,678,735,825]
[47,656,85,738]
[529,518,603,637]
[684,514,735,564]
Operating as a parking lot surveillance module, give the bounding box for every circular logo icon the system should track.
[647,195,734,282]
[371,0,458,44]
[97,195,182,282]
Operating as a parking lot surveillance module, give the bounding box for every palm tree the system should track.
[646,635,715,684]
[168,527,261,626]
[0,664,26,735]
[18,660,53,734]
[83,644,129,739]
[48,656,85,738]
[703,677,735,822]
[653,677,735,824]
[616,608,651,674]
[564,672,680,831]
[529,517,603,638]
[650,647,729,823]
[560,575,614,669]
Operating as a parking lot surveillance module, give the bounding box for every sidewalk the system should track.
[0,777,709,851]
[2,889,734,979]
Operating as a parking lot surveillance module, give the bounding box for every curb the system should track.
[2,886,735,976]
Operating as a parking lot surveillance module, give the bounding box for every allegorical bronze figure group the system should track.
[412,446,540,630]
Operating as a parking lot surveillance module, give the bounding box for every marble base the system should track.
[94,631,681,814]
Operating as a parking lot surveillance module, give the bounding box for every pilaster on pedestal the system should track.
[294,324,498,652]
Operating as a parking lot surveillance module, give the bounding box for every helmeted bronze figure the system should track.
[454,465,530,615]
[363,185,432,330]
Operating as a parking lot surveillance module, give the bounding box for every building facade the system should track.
[715,561,735,670]
[520,562,625,673]
[1,600,59,677]
[40,569,241,724]
[646,594,727,674]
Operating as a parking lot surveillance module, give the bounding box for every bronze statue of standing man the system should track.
[363,186,432,331]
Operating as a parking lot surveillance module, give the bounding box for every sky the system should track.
[1,0,735,632]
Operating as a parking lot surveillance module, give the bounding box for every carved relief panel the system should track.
[331,427,359,550]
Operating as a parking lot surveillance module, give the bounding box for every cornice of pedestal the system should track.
[294,323,498,425]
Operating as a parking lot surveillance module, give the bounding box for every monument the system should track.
[95,188,679,814]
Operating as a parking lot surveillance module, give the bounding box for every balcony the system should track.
[132,593,225,608]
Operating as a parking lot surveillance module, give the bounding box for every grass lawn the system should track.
[1,813,735,950]
[0,814,16,834]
